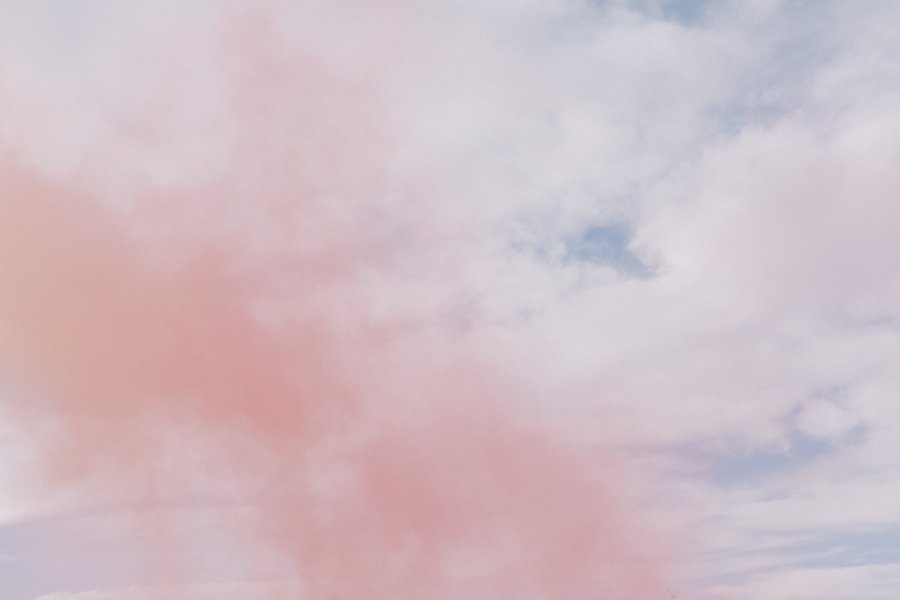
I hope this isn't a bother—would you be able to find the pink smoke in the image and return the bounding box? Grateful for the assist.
[0,4,680,598]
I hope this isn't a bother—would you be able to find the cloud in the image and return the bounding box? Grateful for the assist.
[707,563,900,600]
[32,582,301,600]
[1,0,899,598]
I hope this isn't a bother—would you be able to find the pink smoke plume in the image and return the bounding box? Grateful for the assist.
[0,3,680,598]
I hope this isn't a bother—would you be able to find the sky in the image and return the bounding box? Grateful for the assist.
[1,0,899,598]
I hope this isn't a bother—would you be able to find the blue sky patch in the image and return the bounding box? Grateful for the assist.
[564,223,653,277]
